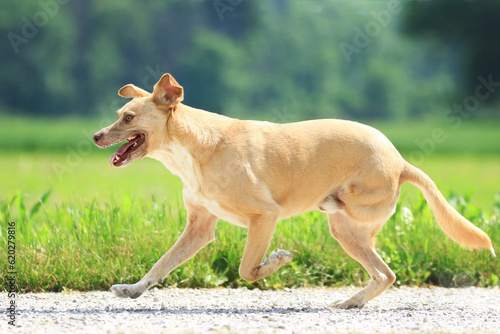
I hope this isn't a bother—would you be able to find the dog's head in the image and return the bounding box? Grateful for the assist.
[93,73,183,167]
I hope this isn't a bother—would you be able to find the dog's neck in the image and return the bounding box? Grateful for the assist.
[148,104,232,191]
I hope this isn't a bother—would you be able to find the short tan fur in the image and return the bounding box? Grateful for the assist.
[93,73,494,308]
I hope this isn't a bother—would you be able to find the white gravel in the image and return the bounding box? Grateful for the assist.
[2,286,499,333]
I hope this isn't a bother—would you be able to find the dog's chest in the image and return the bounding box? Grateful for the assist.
[149,142,201,191]
[149,144,247,225]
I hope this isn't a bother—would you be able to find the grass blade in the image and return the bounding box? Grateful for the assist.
[29,190,52,219]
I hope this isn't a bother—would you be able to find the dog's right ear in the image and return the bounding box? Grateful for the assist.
[152,74,184,106]
[118,84,151,98]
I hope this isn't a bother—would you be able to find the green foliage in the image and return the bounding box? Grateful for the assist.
[404,0,500,106]
[2,1,488,120]
[1,189,498,292]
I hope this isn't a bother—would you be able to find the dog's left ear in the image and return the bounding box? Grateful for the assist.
[152,73,184,106]
[118,84,151,98]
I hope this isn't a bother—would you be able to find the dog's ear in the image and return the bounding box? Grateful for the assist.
[152,73,184,106]
[118,84,151,98]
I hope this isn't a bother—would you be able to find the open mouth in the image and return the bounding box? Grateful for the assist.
[109,134,145,167]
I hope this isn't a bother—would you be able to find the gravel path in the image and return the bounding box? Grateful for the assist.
[2,286,499,333]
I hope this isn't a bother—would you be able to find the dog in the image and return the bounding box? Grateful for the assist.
[93,73,495,309]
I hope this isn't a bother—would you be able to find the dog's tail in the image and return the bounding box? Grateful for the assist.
[400,162,495,256]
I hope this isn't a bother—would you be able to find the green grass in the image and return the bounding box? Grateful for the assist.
[0,152,184,207]
[2,152,499,211]
[1,190,498,292]
[0,116,499,292]
[1,115,499,208]
[2,114,500,155]
[398,155,500,209]
[371,120,500,156]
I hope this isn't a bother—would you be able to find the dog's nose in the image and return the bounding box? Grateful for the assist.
[93,132,103,144]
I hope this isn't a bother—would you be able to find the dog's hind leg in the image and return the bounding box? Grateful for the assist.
[238,211,293,282]
[328,212,395,309]
[111,200,218,299]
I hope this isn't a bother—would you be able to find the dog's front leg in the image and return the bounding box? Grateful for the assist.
[111,201,218,299]
[238,213,293,282]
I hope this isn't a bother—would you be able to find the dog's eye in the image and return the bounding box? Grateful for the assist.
[125,115,134,123]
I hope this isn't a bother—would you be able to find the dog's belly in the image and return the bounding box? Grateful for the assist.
[205,203,249,228]
[278,194,343,219]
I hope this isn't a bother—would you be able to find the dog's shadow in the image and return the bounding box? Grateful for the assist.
[20,304,420,316]
[19,306,330,316]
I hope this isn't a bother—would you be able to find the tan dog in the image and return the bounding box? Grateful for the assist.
[93,73,495,309]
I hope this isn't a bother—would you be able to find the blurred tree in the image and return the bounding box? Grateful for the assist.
[404,0,500,109]
[0,0,465,120]
[0,1,78,115]
[68,0,95,113]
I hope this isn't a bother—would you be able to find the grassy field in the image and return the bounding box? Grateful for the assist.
[1,115,499,292]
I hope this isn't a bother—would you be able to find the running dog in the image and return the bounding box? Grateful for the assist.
[93,73,495,308]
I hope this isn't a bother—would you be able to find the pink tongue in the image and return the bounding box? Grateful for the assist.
[109,139,137,166]
[109,152,118,166]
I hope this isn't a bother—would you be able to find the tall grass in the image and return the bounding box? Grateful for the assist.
[1,190,498,292]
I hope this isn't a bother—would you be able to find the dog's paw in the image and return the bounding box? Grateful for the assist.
[264,249,293,268]
[333,296,366,309]
[110,283,145,299]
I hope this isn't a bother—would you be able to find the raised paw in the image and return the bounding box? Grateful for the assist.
[110,283,146,299]
[263,249,293,267]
